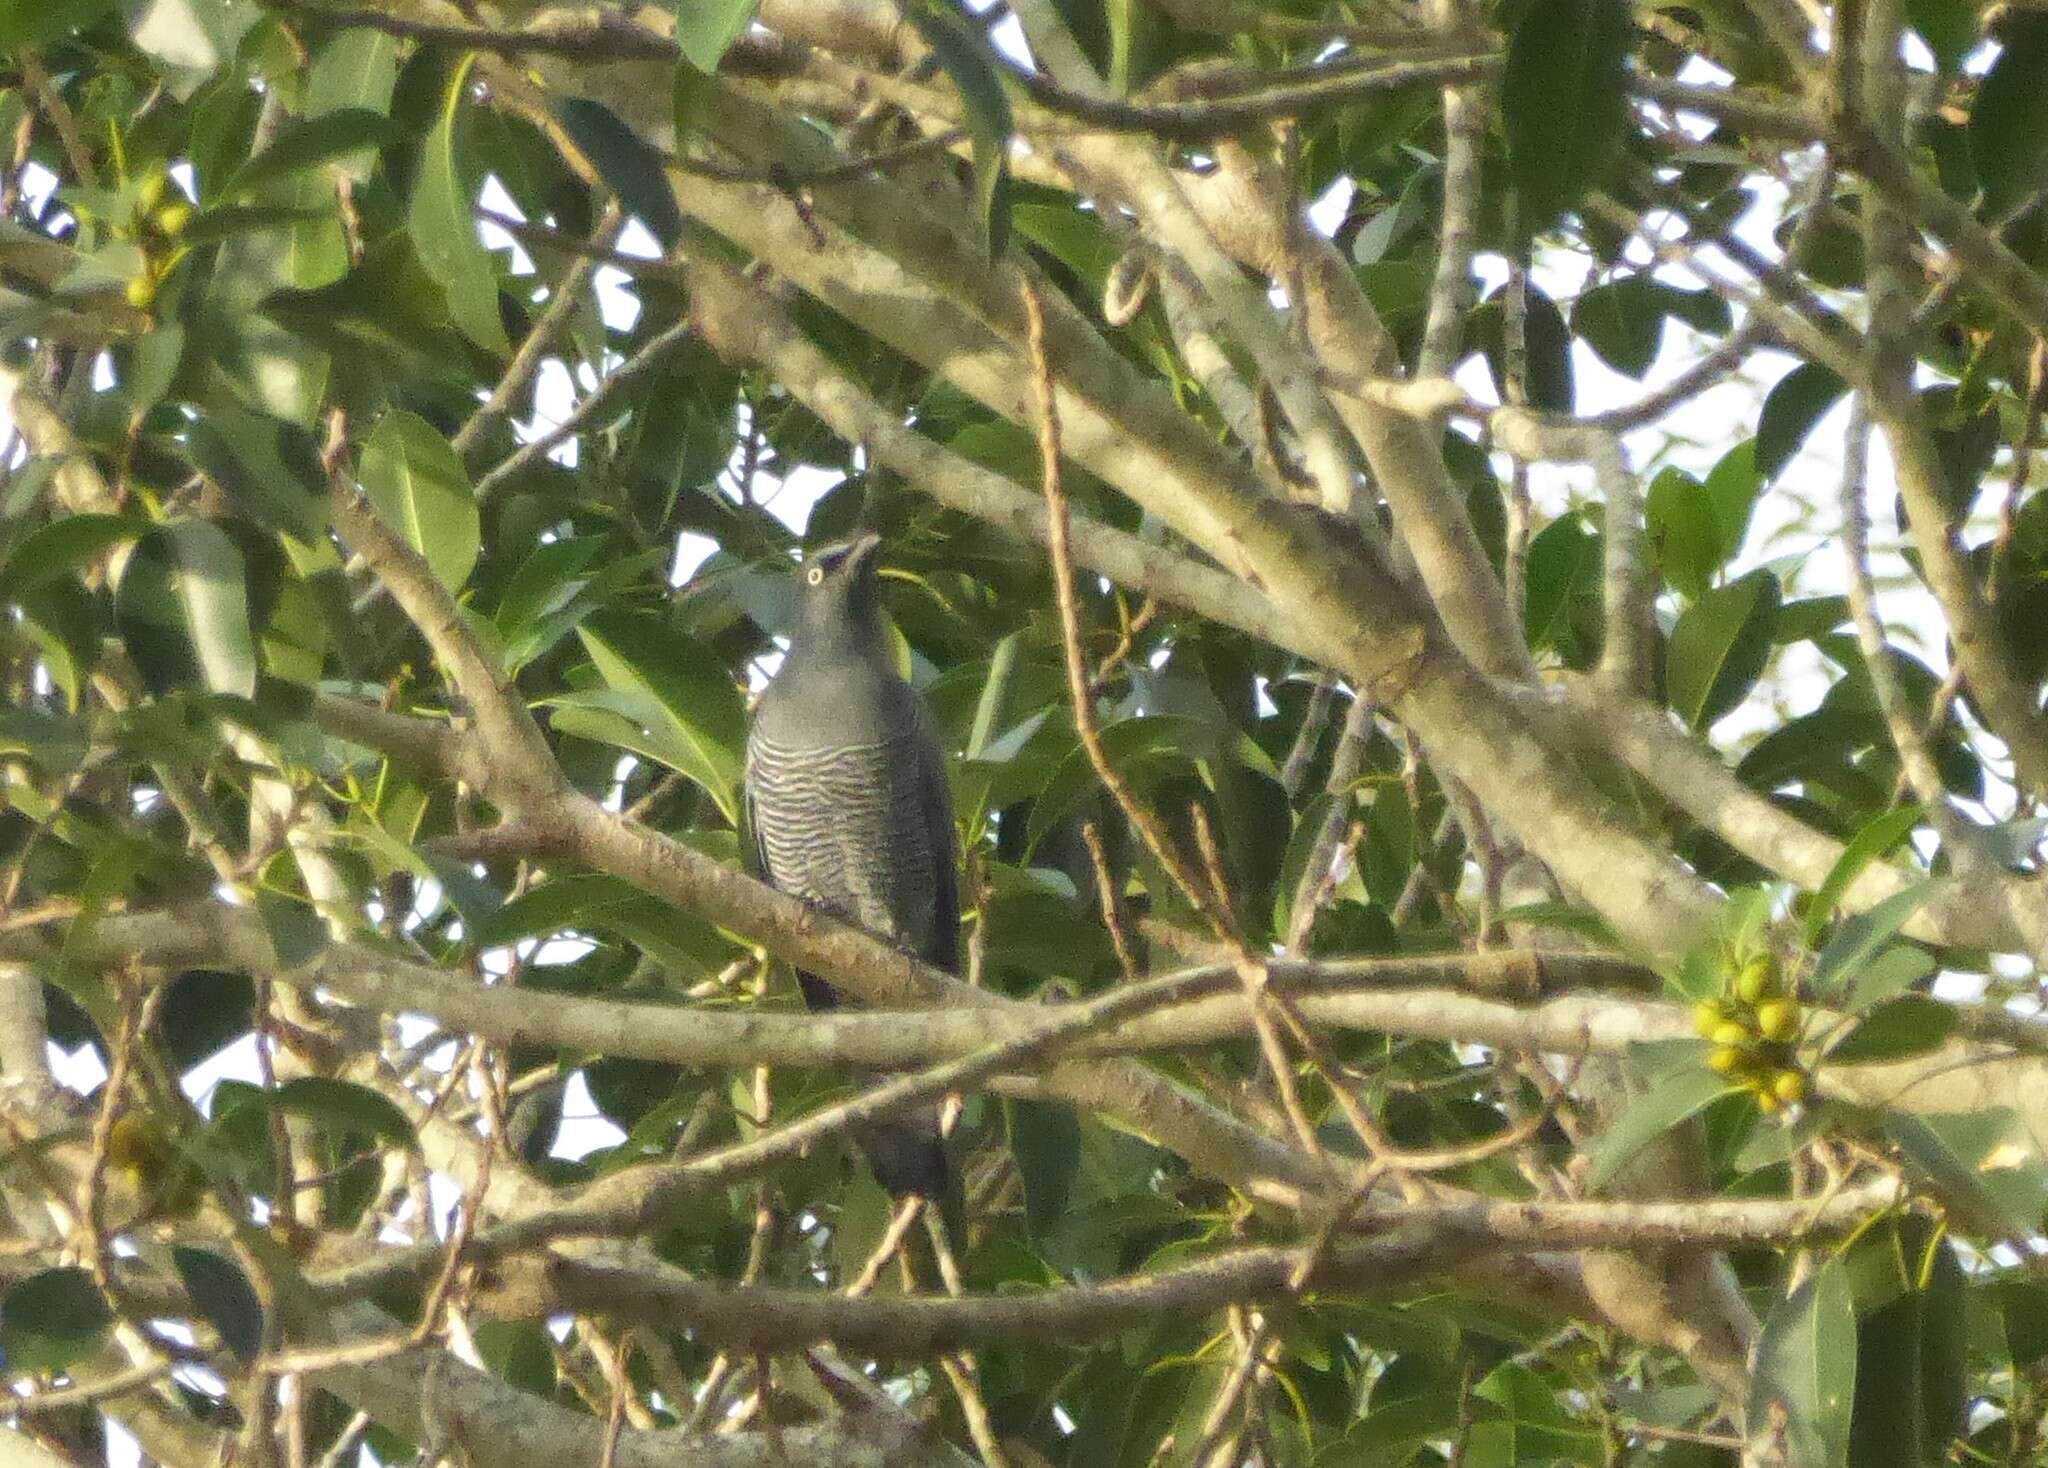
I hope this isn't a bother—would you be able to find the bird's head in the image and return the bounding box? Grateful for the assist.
[791,532,885,653]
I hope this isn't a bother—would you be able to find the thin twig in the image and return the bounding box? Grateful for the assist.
[452,204,622,457]
[1081,820,1140,982]
[472,315,700,500]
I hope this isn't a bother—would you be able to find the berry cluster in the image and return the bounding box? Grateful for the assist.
[118,169,193,311]
[1694,953,1809,1113]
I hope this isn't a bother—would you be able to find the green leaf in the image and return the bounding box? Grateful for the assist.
[358,408,481,592]
[1850,1221,1966,1466]
[1804,807,1924,949]
[1749,1258,1856,1468]
[573,612,746,822]
[0,513,143,602]
[0,1267,113,1373]
[1844,945,1936,1013]
[1666,569,1780,729]
[0,0,114,47]
[552,97,683,250]
[1970,17,2048,208]
[185,408,330,544]
[266,1076,417,1151]
[1757,362,1847,480]
[1025,714,1222,854]
[1828,995,1957,1064]
[220,108,397,198]
[909,6,1014,260]
[1572,274,1666,379]
[1703,439,1766,569]
[1645,467,1721,600]
[967,631,1023,760]
[673,0,760,72]
[157,968,256,1072]
[122,0,262,87]
[1005,1097,1081,1254]
[1882,1108,2043,1239]
[1475,282,1575,413]
[1586,1067,1735,1192]
[258,852,327,968]
[409,60,509,355]
[114,520,259,699]
[171,1245,265,1361]
[1501,0,1632,234]
[473,872,648,947]
[1808,881,1941,1001]
[0,707,89,771]
[1905,0,1977,71]
[307,30,401,180]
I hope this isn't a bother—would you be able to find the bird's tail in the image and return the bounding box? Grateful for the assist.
[799,971,968,1249]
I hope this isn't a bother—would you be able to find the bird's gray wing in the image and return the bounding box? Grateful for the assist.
[740,734,771,883]
[914,708,961,975]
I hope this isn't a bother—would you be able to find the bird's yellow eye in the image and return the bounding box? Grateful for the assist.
[805,566,825,587]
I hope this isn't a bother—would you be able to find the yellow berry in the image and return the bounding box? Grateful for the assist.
[1711,1021,1750,1048]
[1754,1088,1783,1114]
[137,170,168,214]
[1709,1046,1746,1075]
[152,201,193,238]
[1736,956,1778,1003]
[124,272,157,310]
[1772,1070,1808,1105]
[1756,1000,1801,1042]
[1693,1001,1726,1037]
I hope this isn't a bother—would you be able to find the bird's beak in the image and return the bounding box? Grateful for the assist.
[845,532,883,572]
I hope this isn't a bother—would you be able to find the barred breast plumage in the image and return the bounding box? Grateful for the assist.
[743,730,945,963]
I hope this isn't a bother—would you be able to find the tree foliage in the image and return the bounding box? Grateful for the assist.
[2,1,2048,1465]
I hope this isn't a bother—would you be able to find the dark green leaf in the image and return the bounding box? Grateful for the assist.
[1,1268,112,1372]
[156,968,256,1071]
[358,408,481,592]
[1757,362,1848,479]
[1703,439,1765,569]
[113,520,259,699]
[1828,995,1957,1064]
[1666,569,1780,729]
[1501,0,1632,233]
[258,852,327,968]
[473,872,648,947]
[1844,946,1936,1012]
[267,1077,418,1151]
[1573,274,1666,378]
[552,97,683,250]
[1005,1097,1081,1254]
[1749,1258,1856,1468]
[171,1246,264,1361]
[1475,282,1575,413]
[1906,0,1978,70]
[1969,17,2048,207]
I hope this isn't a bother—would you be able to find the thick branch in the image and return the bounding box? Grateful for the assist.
[532,1182,1902,1354]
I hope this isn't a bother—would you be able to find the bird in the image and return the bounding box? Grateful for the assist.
[743,532,960,1207]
